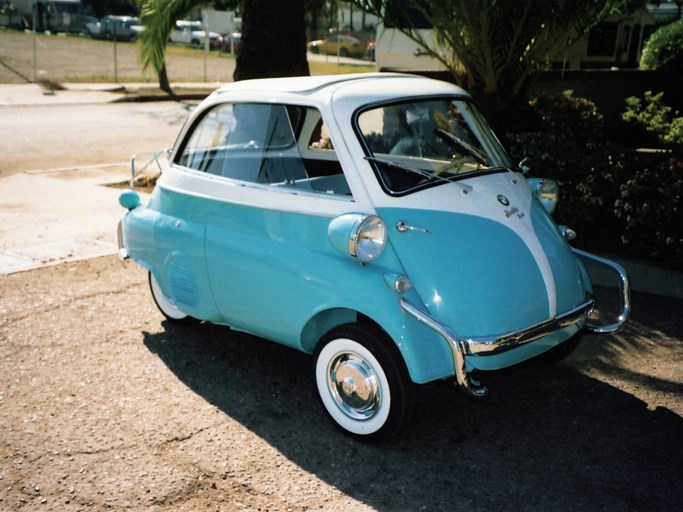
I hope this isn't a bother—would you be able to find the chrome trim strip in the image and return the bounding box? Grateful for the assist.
[399,298,488,398]
[463,299,594,355]
[572,248,631,334]
[116,220,128,260]
[130,148,170,189]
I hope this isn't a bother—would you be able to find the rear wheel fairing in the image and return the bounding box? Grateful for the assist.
[128,185,218,321]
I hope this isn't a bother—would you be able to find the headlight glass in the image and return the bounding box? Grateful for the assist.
[351,215,387,263]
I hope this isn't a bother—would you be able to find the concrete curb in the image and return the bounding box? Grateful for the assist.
[589,252,683,300]
[0,82,217,106]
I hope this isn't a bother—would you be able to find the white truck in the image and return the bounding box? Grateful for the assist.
[169,20,223,49]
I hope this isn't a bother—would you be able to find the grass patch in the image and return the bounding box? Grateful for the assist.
[310,60,375,75]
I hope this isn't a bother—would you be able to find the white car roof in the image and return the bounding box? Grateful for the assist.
[209,73,471,111]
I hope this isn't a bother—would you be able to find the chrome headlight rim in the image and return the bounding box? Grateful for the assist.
[349,215,387,263]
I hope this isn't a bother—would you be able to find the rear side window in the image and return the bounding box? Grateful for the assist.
[176,103,351,196]
[176,103,303,182]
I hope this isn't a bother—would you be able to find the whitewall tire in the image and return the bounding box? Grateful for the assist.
[148,272,196,324]
[314,323,416,442]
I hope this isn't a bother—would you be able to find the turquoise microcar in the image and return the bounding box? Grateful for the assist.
[118,73,630,441]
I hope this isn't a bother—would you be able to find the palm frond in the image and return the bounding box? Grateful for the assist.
[139,0,198,73]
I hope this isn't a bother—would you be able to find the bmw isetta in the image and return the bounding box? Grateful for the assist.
[117,73,631,441]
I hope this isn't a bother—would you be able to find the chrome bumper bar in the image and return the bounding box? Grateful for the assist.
[400,299,594,399]
[130,148,170,189]
[399,250,631,399]
[572,248,631,334]
[116,220,128,260]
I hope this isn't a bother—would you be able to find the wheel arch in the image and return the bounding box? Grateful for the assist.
[300,304,454,385]
[300,307,359,354]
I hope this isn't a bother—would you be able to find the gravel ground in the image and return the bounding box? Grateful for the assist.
[0,255,682,511]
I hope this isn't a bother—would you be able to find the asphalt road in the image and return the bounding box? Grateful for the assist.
[0,101,192,178]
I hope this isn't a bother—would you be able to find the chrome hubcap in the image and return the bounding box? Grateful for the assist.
[328,352,381,420]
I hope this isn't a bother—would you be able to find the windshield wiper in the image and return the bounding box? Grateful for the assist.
[434,128,489,166]
[365,156,473,192]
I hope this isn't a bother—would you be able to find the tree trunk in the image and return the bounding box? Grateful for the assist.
[158,64,174,96]
[234,0,310,81]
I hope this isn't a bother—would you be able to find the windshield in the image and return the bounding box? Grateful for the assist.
[356,98,512,195]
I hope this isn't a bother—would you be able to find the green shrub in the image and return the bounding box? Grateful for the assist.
[614,156,683,265]
[623,91,683,148]
[505,90,683,269]
[640,20,683,75]
[527,89,606,146]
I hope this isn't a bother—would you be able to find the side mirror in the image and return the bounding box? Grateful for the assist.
[119,189,141,210]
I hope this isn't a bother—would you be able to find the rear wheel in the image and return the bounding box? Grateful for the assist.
[314,323,416,442]
[148,272,197,324]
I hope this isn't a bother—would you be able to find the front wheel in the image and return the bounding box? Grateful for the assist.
[148,272,197,324]
[314,323,416,442]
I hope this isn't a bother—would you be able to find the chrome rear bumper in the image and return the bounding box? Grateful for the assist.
[400,249,631,399]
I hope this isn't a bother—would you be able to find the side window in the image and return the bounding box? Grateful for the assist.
[176,103,351,196]
[308,119,334,150]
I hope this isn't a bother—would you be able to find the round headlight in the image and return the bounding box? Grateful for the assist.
[350,215,387,263]
[528,178,559,214]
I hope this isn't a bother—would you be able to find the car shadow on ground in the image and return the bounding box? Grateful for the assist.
[142,291,683,511]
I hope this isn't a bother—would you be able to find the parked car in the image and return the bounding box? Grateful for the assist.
[222,30,241,54]
[307,34,364,57]
[101,15,143,42]
[85,16,103,39]
[170,20,223,49]
[117,74,630,442]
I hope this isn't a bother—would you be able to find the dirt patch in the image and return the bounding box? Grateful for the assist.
[106,173,159,193]
[0,256,681,511]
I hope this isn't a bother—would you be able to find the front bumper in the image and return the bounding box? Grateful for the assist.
[400,249,631,399]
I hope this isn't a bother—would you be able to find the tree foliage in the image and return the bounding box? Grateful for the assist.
[139,0,197,93]
[640,19,683,75]
[352,0,631,103]
[81,0,139,17]
[138,0,310,91]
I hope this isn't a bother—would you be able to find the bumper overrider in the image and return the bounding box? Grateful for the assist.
[400,249,631,399]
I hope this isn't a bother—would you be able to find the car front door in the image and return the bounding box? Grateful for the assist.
[174,102,360,347]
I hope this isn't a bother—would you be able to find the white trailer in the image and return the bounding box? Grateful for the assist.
[375,6,655,73]
[9,0,86,34]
